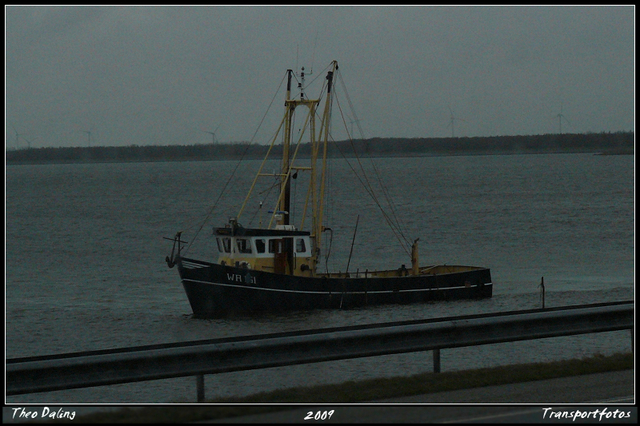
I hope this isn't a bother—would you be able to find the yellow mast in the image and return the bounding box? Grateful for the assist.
[279,69,294,227]
[314,61,337,260]
[234,61,338,276]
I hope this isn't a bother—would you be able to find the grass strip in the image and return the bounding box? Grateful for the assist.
[63,352,633,423]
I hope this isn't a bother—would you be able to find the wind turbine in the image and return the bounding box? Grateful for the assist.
[347,115,362,139]
[11,125,20,150]
[555,103,570,134]
[203,124,221,144]
[23,136,36,149]
[447,107,466,138]
[84,130,92,147]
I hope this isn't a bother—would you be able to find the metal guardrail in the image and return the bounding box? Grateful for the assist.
[6,301,634,401]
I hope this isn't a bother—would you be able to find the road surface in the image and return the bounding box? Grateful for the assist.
[209,370,635,423]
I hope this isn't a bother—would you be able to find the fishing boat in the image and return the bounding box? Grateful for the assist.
[165,60,492,318]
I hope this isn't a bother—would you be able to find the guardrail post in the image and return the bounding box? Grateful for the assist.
[196,374,205,402]
[6,301,633,397]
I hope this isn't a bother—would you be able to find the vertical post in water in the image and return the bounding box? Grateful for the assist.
[345,215,360,275]
[196,374,205,402]
[540,277,545,309]
[433,349,441,373]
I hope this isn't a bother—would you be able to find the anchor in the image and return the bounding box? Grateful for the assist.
[164,232,187,268]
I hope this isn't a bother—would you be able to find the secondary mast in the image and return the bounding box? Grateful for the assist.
[234,61,338,276]
[279,69,294,227]
[314,61,337,256]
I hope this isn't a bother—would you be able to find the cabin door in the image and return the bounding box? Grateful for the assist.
[272,239,287,274]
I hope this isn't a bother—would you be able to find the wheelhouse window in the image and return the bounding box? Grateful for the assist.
[295,238,306,253]
[255,238,266,253]
[217,237,231,253]
[236,238,252,254]
[268,239,283,254]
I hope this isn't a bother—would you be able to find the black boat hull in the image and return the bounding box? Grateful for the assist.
[177,257,492,318]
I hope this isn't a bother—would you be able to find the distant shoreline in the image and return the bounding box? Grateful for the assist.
[5,132,634,166]
[5,149,635,167]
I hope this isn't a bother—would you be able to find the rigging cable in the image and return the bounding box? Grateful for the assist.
[328,127,412,258]
[181,71,289,255]
[247,178,279,227]
[336,70,413,252]
[331,99,412,256]
[310,29,319,74]
[323,139,335,272]
[292,61,332,99]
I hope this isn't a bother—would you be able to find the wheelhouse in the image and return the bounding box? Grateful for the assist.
[214,219,315,276]
[215,234,312,258]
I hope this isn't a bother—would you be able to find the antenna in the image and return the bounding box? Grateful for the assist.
[297,66,311,100]
[310,29,319,74]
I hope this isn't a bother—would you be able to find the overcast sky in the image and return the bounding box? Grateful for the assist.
[5,5,635,149]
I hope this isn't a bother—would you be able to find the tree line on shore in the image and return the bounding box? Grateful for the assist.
[5,131,634,164]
